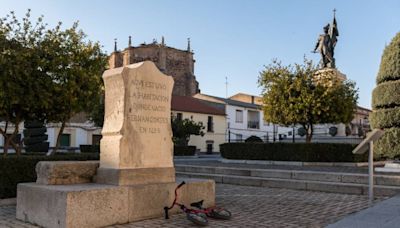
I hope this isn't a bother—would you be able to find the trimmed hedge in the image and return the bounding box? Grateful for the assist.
[174,146,196,156]
[0,153,99,199]
[372,81,400,109]
[372,32,400,159]
[375,128,400,159]
[220,143,369,162]
[80,145,100,153]
[370,107,400,129]
[376,32,400,84]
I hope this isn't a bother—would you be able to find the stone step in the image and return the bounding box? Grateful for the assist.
[175,165,400,187]
[176,171,400,196]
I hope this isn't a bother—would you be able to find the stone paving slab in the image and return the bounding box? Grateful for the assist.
[327,194,400,228]
[175,160,386,174]
[0,184,385,228]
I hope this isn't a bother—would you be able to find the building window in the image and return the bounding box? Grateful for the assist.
[92,134,102,145]
[207,116,214,132]
[177,113,183,121]
[60,134,71,147]
[235,110,243,123]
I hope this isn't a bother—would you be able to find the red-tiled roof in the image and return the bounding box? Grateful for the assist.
[171,96,225,116]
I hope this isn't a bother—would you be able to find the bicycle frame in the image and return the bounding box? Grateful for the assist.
[164,181,231,223]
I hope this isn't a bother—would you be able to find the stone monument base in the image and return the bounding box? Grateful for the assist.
[96,167,176,185]
[17,178,215,228]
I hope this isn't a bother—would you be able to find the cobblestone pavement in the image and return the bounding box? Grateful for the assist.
[0,184,385,228]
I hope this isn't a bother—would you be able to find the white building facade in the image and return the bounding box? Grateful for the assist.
[194,93,293,142]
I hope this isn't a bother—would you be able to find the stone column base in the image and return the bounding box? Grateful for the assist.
[95,167,176,185]
[16,178,215,228]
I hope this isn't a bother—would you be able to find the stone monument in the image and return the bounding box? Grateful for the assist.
[16,61,215,228]
[96,61,175,185]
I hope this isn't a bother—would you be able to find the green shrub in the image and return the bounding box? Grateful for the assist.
[372,81,400,109]
[376,33,400,84]
[220,143,370,162]
[80,145,100,153]
[374,128,400,159]
[245,135,263,143]
[372,32,400,159]
[298,128,306,137]
[345,125,352,136]
[174,146,196,156]
[329,126,338,137]
[370,107,400,129]
[0,153,99,199]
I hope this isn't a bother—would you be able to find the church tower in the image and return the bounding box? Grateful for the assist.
[108,36,200,97]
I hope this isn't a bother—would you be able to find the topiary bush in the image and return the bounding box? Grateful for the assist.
[345,125,352,136]
[245,135,263,143]
[370,32,400,159]
[329,126,338,137]
[24,120,49,153]
[298,127,306,137]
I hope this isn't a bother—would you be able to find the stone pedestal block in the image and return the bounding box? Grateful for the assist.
[36,161,99,185]
[17,183,129,228]
[96,167,175,185]
[16,179,215,228]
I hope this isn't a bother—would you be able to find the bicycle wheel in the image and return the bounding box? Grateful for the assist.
[208,208,232,220]
[186,212,209,226]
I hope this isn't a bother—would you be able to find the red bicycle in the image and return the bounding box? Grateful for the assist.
[164,181,232,226]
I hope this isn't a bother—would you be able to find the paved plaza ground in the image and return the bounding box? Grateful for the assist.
[0,184,384,228]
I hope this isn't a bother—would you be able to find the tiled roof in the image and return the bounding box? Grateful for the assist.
[197,94,261,109]
[171,96,225,116]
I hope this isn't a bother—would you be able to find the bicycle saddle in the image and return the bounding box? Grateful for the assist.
[190,200,204,209]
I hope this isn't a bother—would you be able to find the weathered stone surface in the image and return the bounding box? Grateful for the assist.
[109,42,200,97]
[128,179,215,222]
[96,167,175,185]
[292,171,342,182]
[16,179,214,228]
[16,183,129,228]
[101,61,174,169]
[35,161,99,185]
[98,61,176,185]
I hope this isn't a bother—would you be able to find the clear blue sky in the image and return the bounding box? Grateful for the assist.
[1,0,399,109]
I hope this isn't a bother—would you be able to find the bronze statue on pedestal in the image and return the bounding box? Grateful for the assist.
[313,9,339,68]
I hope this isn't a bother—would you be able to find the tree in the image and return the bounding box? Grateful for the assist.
[42,22,107,154]
[370,32,400,159]
[0,10,53,156]
[171,117,205,146]
[88,91,105,127]
[0,10,107,156]
[258,59,358,143]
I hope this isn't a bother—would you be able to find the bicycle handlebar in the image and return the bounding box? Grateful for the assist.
[164,181,186,219]
[177,181,186,188]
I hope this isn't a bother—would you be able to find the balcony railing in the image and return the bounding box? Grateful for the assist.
[247,121,260,129]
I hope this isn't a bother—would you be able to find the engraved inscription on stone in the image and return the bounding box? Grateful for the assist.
[126,78,170,136]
